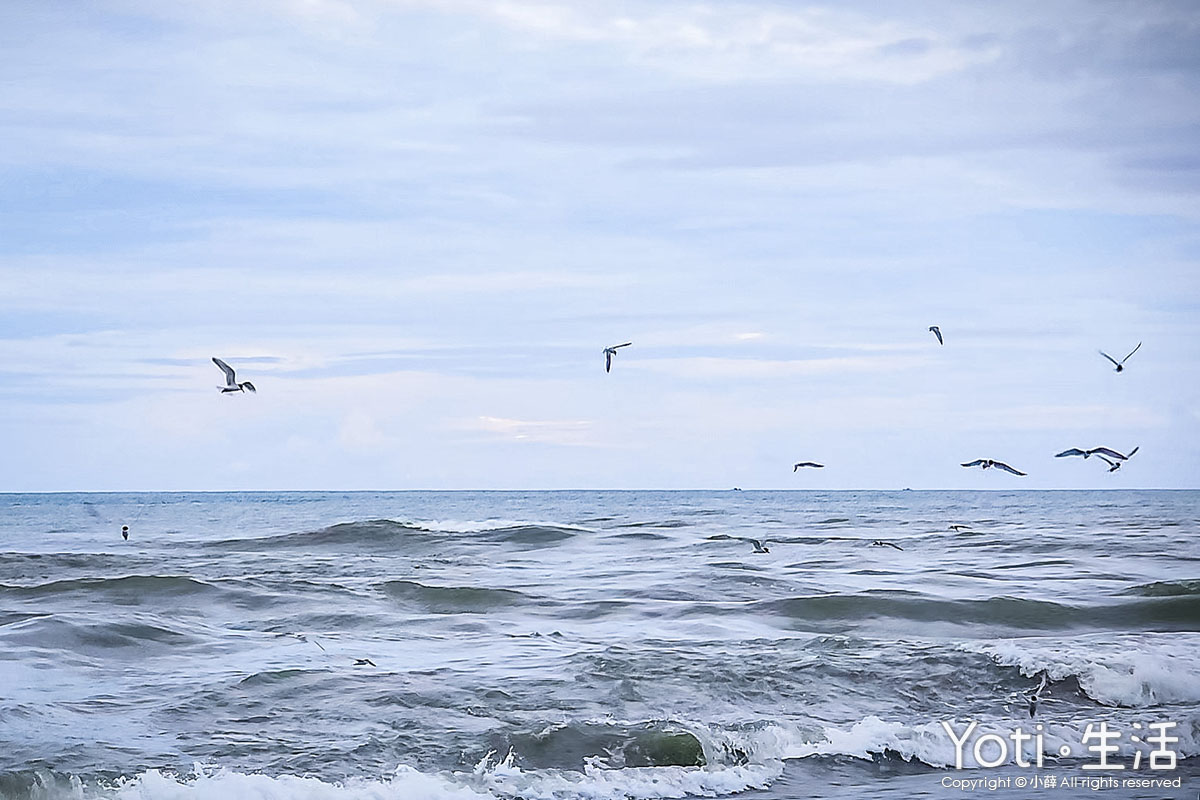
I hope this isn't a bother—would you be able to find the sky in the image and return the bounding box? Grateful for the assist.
[1,0,1198,490]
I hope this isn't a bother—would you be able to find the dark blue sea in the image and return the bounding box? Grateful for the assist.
[1,491,1197,799]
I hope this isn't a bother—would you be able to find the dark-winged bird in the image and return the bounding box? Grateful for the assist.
[961,459,1026,476]
[1099,342,1141,373]
[603,342,632,373]
[213,357,257,393]
[793,462,824,471]
[929,326,943,345]
[870,540,903,551]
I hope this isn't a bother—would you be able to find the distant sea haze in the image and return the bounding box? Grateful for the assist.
[1,490,1197,799]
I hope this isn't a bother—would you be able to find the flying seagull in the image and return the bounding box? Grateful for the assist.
[961,459,1026,476]
[929,326,943,345]
[1099,342,1141,373]
[949,524,971,532]
[353,658,376,667]
[1096,455,1124,473]
[748,538,770,553]
[870,540,903,551]
[603,342,632,373]
[705,534,770,553]
[1089,446,1138,461]
[213,357,256,393]
[793,462,824,471]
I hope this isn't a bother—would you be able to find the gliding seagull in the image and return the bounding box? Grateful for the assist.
[1089,446,1138,461]
[929,326,943,345]
[961,459,1026,476]
[1099,342,1141,373]
[793,462,824,471]
[870,540,904,551]
[213,358,256,393]
[603,342,632,373]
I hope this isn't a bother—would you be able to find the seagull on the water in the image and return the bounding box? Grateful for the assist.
[870,540,903,551]
[929,326,943,345]
[961,459,1026,476]
[603,342,632,373]
[213,357,256,393]
[353,658,376,667]
[793,462,824,471]
[1099,342,1141,372]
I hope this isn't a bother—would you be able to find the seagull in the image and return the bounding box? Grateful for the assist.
[1025,672,1049,717]
[929,326,943,345]
[961,459,1026,476]
[121,526,129,541]
[793,462,824,471]
[870,540,903,551]
[213,357,256,393]
[748,539,770,553]
[603,342,632,373]
[948,524,971,532]
[1099,342,1141,373]
[705,534,769,553]
[1088,446,1138,461]
[1096,455,1124,473]
[353,658,376,667]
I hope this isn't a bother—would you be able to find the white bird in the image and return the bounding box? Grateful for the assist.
[929,326,943,345]
[213,357,256,393]
[1025,672,1049,717]
[603,342,632,373]
[961,459,1026,476]
[1099,342,1141,372]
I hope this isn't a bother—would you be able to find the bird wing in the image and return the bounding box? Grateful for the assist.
[612,342,632,349]
[1096,455,1117,467]
[1121,342,1142,363]
[605,351,612,372]
[1098,350,1121,367]
[992,462,1026,476]
[1055,449,1086,458]
[241,381,256,393]
[213,357,237,386]
[1087,447,1124,460]
[885,541,903,550]
[961,460,985,467]
[1126,446,1138,458]
[929,327,943,345]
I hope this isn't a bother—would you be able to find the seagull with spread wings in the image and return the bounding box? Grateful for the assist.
[1099,342,1141,373]
[961,459,1026,476]
[793,462,824,471]
[603,342,632,373]
[213,357,257,393]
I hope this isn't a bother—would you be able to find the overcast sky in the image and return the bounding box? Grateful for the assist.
[2,0,1198,490]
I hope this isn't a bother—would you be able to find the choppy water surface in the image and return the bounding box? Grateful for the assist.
[1,491,1197,799]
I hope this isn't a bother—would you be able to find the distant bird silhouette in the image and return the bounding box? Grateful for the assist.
[1099,342,1141,372]
[353,658,376,667]
[948,524,970,532]
[603,342,632,373]
[213,357,256,393]
[962,459,1026,476]
[748,539,770,553]
[121,526,129,541]
[706,534,770,553]
[793,462,824,471]
[870,540,903,551]
[929,326,943,345]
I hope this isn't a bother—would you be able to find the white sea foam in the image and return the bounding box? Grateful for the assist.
[962,633,1200,707]
[398,519,584,533]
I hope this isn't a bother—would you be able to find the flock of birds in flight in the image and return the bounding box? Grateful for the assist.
[213,328,1144,482]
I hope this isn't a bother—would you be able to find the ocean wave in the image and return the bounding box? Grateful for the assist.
[377,580,531,613]
[1123,579,1200,597]
[964,633,1200,707]
[0,574,220,601]
[209,520,582,552]
[756,592,1200,630]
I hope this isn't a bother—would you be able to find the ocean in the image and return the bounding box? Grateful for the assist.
[0,490,1196,799]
